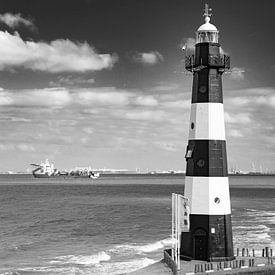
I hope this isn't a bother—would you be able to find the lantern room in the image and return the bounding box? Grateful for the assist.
[196,4,219,44]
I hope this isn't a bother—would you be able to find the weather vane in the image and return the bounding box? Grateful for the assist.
[203,3,212,21]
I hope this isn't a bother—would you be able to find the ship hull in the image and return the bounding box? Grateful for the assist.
[32,173,99,179]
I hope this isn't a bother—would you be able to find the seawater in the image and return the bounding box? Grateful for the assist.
[0,174,274,275]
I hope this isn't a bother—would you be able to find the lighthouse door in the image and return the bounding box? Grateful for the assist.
[194,229,208,260]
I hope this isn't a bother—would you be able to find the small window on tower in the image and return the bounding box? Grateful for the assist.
[185,145,194,159]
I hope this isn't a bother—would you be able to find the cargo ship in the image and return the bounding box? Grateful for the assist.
[30,159,100,179]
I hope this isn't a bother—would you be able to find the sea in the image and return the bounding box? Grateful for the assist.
[0,174,274,275]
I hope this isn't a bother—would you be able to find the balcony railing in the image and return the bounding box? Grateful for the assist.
[185,54,230,72]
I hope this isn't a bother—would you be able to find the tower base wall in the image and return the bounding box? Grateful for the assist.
[180,214,234,262]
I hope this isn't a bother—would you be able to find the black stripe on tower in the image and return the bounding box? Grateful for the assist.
[185,140,228,177]
[192,42,224,104]
[180,214,234,261]
[192,69,223,103]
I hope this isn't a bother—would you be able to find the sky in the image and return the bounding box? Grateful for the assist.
[0,0,274,172]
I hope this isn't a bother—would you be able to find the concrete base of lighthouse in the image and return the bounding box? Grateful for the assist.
[180,214,235,262]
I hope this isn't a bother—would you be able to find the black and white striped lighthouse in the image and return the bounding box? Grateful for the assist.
[180,4,234,262]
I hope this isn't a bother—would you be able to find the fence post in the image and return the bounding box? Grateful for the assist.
[266,247,269,258]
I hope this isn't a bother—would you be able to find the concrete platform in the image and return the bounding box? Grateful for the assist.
[127,259,173,275]
[127,256,275,275]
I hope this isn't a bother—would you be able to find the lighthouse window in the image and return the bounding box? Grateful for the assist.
[214,197,221,204]
[199,86,207,93]
[191,122,195,129]
[185,146,194,159]
[185,149,193,159]
[197,159,205,167]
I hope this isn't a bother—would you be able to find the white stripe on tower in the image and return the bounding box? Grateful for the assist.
[184,176,231,215]
[189,103,225,140]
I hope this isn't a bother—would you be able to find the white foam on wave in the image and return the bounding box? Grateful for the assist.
[50,251,111,265]
[94,257,156,275]
[19,257,156,275]
[234,224,270,233]
[111,237,172,254]
[233,209,275,252]
[246,209,275,224]
[16,265,87,275]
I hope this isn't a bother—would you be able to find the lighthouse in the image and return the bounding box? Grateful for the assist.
[181,4,234,261]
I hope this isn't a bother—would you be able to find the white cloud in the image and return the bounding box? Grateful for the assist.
[51,75,95,86]
[224,112,251,124]
[254,95,275,108]
[227,129,243,138]
[123,110,166,121]
[149,83,179,92]
[0,143,35,151]
[132,51,164,65]
[181,38,195,54]
[155,142,177,151]
[0,31,118,72]
[17,143,35,152]
[229,67,245,80]
[0,13,35,30]
[135,95,158,106]
[227,93,275,108]
[76,88,130,106]
[83,127,94,134]
[0,88,71,107]
[161,100,190,109]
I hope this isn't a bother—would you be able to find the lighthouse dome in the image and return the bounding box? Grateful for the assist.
[196,16,219,43]
[197,19,218,32]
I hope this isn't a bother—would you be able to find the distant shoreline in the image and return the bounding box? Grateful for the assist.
[0,172,275,177]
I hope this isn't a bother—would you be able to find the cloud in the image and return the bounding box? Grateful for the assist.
[17,143,35,152]
[76,88,130,106]
[83,127,94,134]
[149,83,179,92]
[0,31,118,72]
[181,38,195,54]
[227,129,243,138]
[0,143,35,152]
[0,13,35,30]
[132,51,164,65]
[50,75,95,86]
[0,87,132,108]
[155,142,177,151]
[0,88,71,107]
[135,95,158,106]
[224,112,251,124]
[161,100,190,109]
[227,93,275,108]
[229,67,245,80]
[122,110,166,121]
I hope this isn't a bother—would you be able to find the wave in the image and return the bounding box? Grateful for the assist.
[233,224,270,233]
[233,220,274,253]
[50,251,111,265]
[11,257,156,275]
[91,257,156,275]
[46,218,74,225]
[111,237,172,254]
